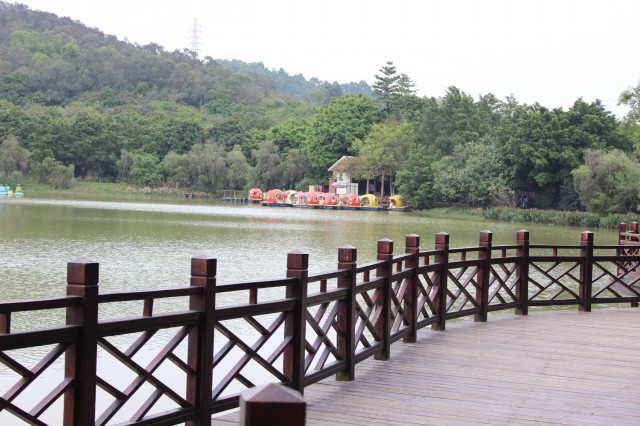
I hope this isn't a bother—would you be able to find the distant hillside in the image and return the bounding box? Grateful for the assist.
[0,2,370,108]
[218,59,372,103]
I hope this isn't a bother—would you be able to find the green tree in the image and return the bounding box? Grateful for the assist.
[395,145,437,209]
[0,100,27,142]
[414,87,484,156]
[373,61,400,113]
[131,153,163,187]
[618,81,640,155]
[0,72,30,105]
[302,94,384,177]
[0,136,30,181]
[572,149,640,214]
[353,118,417,196]
[432,141,513,205]
[250,140,283,189]
[499,100,627,208]
[117,149,135,183]
[35,157,74,189]
[225,145,250,190]
[162,151,191,188]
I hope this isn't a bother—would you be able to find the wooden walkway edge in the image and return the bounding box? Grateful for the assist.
[213,308,640,425]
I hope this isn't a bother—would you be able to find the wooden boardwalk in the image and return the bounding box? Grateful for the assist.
[213,308,640,425]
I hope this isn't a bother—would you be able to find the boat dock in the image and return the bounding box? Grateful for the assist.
[221,189,247,202]
[213,308,640,425]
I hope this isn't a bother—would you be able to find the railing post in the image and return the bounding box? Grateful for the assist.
[432,233,449,331]
[187,255,216,426]
[618,222,627,245]
[375,239,393,361]
[475,231,492,322]
[515,230,529,316]
[336,246,357,381]
[404,234,420,343]
[285,252,308,394]
[579,231,594,312]
[240,383,305,426]
[64,258,99,426]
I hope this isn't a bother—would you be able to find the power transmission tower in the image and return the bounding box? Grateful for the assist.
[190,18,201,57]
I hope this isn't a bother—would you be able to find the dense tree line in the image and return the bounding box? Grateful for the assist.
[1,2,639,215]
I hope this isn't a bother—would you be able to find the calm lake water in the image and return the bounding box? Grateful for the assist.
[0,195,621,423]
[1,194,619,303]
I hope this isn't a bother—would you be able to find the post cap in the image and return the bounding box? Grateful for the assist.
[287,252,309,270]
[338,246,357,263]
[405,234,420,248]
[67,257,99,286]
[240,383,306,426]
[191,255,217,277]
[377,238,394,255]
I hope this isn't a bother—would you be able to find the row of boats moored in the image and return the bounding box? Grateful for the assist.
[0,185,24,198]
[248,188,410,211]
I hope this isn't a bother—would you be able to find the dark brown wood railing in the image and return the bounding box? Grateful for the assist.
[1,225,640,425]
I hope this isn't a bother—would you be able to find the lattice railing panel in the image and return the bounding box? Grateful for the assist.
[592,259,640,300]
[95,326,193,425]
[487,261,519,306]
[0,343,70,425]
[446,264,481,314]
[304,299,344,374]
[389,266,410,337]
[354,283,383,355]
[415,267,439,323]
[212,312,291,402]
[528,260,581,302]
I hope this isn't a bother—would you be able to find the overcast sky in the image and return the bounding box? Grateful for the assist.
[14,0,640,117]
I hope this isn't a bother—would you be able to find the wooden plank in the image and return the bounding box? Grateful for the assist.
[212,308,640,425]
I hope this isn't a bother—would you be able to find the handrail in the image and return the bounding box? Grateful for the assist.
[1,226,640,425]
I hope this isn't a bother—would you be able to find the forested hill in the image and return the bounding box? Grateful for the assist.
[0,1,364,107]
[2,2,639,217]
[218,59,372,100]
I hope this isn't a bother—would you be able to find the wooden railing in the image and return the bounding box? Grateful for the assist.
[1,226,640,425]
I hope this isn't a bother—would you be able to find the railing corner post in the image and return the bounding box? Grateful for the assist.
[515,230,530,316]
[375,238,393,361]
[404,234,420,343]
[433,232,449,331]
[579,231,594,312]
[187,254,217,426]
[336,246,357,381]
[286,252,309,394]
[64,257,99,426]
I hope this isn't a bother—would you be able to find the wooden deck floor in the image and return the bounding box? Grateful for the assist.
[212,308,640,425]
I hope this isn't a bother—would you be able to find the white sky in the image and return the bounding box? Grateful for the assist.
[13,0,640,117]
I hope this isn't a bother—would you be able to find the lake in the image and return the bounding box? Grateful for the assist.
[0,195,621,423]
[0,195,618,304]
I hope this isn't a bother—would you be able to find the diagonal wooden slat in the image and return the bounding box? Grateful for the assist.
[30,378,73,418]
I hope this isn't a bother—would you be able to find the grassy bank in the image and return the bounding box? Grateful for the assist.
[22,179,214,199]
[427,206,639,229]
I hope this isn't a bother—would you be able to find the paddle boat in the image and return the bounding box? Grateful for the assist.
[359,194,383,211]
[262,189,290,207]
[321,192,342,209]
[293,191,322,208]
[0,185,6,197]
[285,190,298,206]
[341,193,362,210]
[248,188,263,203]
[388,194,410,211]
